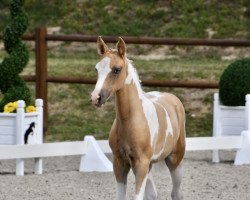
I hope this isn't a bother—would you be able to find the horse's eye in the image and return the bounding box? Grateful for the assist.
[112,67,121,74]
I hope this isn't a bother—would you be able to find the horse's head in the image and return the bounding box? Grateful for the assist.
[91,36,128,107]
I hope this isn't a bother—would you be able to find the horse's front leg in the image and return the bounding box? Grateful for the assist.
[113,156,130,200]
[133,158,150,200]
[143,170,157,200]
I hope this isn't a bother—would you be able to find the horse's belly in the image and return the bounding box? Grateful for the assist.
[151,133,175,162]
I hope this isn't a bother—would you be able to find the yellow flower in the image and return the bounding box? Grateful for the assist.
[4,102,16,113]
[3,101,36,113]
[26,105,36,113]
[13,101,18,109]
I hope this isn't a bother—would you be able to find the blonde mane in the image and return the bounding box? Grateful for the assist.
[125,59,144,99]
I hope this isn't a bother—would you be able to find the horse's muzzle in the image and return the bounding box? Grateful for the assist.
[91,89,110,107]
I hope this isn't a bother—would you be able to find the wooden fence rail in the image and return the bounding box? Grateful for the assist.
[2,33,250,46]
[1,26,250,133]
[22,76,218,88]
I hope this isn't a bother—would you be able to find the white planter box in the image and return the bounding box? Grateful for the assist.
[212,93,250,163]
[0,99,43,175]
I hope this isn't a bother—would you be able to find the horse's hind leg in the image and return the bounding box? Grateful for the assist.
[165,138,185,200]
[166,161,183,200]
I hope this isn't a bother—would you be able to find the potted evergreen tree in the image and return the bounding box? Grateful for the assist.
[0,0,43,175]
[212,58,250,163]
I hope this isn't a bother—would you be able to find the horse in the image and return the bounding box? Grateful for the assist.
[91,36,186,200]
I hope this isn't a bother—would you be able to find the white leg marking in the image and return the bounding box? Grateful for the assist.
[143,171,157,200]
[135,175,148,200]
[170,163,183,200]
[116,182,126,200]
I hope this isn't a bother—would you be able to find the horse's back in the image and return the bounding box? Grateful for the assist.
[145,91,185,118]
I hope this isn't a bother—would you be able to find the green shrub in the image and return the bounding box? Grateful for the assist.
[219,58,250,106]
[0,0,31,111]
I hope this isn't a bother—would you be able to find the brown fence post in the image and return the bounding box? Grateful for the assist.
[35,27,48,133]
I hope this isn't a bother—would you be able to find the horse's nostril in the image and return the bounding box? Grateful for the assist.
[97,96,101,103]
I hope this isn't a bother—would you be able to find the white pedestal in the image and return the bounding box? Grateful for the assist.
[80,136,113,172]
[212,93,250,163]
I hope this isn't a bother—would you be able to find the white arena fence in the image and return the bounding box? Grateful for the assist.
[0,135,247,176]
[0,94,250,176]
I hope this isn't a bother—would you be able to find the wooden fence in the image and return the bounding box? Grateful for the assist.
[1,26,250,132]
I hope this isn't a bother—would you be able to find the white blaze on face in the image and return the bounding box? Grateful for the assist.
[91,57,111,102]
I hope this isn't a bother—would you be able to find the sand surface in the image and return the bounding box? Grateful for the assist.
[0,151,249,200]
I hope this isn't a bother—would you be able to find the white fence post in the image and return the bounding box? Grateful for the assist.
[246,95,250,131]
[34,99,43,174]
[16,100,25,176]
[212,93,221,163]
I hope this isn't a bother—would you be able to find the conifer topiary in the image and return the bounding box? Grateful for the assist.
[0,0,31,111]
[219,58,250,106]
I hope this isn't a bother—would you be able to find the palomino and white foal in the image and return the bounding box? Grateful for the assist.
[91,37,186,200]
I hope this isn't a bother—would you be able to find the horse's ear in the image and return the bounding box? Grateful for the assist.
[116,37,126,58]
[97,36,109,55]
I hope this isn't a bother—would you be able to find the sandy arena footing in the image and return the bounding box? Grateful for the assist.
[0,151,249,200]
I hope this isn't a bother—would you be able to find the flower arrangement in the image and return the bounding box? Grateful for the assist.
[4,101,36,113]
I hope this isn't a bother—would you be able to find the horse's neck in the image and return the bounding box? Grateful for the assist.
[115,83,141,121]
[115,63,143,121]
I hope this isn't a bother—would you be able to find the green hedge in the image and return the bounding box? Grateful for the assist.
[219,58,250,106]
[0,0,31,111]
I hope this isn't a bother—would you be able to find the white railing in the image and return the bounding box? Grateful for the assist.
[0,136,243,160]
[1,96,249,176]
[0,136,245,176]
